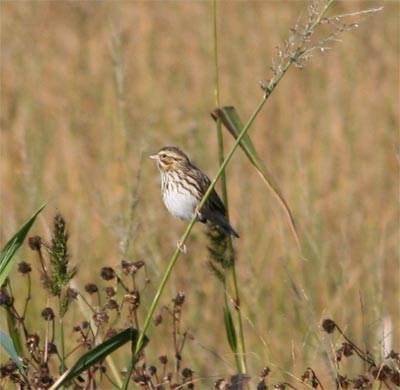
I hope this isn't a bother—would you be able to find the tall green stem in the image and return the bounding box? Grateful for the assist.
[212,0,227,199]
[59,300,66,375]
[212,0,246,374]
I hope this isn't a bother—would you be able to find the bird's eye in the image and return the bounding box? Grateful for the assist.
[160,153,167,159]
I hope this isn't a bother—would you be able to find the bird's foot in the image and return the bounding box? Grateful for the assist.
[195,206,207,223]
[177,240,187,254]
[195,206,201,217]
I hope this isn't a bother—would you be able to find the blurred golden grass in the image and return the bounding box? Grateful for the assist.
[1,0,399,385]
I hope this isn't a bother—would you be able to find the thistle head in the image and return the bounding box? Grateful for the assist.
[149,146,190,172]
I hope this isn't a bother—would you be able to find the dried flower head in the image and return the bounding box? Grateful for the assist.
[159,355,168,365]
[47,342,58,355]
[106,299,119,310]
[105,286,116,297]
[41,307,55,321]
[173,291,185,306]
[33,372,54,389]
[182,368,193,378]
[28,236,42,251]
[93,311,109,327]
[132,370,149,386]
[352,375,371,389]
[214,379,231,390]
[336,374,350,389]
[18,261,32,274]
[27,334,40,353]
[260,366,270,379]
[257,380,267,390]
[154,313,162,326]
[121,259,133,274]
[73,321,89,332]
[124,290,140,306]
[0,289,12,307]
[322,318,336,333]
[100,267,115,281]
[148,366,157,376]
[342,342,354,357]
[66,287,78,300]
[85,283,98,294]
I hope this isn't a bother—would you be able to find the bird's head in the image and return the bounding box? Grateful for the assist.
[149,146,190,172]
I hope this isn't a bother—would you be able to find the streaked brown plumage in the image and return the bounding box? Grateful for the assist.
[150,146,239,238]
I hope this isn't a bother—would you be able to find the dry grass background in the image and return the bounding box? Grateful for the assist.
[1,0,399,386]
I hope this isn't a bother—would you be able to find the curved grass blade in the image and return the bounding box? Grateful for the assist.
[50,327,148,390]
[0,202,47,286]
[211,107,300,250]
[0,330,26,375]
[224,305,237,353]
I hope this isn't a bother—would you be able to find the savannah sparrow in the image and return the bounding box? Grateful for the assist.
[150,146,239,238]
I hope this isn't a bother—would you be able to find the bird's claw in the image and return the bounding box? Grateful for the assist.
[177,240,187,254]
[195,206,208,223]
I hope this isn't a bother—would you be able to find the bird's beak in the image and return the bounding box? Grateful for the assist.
[149,154,157,160]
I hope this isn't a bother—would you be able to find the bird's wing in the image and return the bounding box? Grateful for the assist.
[198,170,227,215]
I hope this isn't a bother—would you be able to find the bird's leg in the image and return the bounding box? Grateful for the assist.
[177,240,187,254]
[195,206,207,223]
[176,207,203,253]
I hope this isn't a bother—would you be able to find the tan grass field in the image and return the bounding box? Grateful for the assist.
[1,1,399,387]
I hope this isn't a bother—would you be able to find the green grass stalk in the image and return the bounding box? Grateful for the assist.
[212,0,247,374]
[59,301,66,375]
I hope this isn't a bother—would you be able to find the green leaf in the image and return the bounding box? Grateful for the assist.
[50,327,148,390]
[0,202,47,286]
[211,107,300,249]
[6,308,24,357]
[0,330,26,375]
[223,306,237,353]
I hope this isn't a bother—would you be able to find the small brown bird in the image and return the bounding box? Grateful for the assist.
[150,146,239,238]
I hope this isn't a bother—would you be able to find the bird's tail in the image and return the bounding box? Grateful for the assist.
[210,214,239,238]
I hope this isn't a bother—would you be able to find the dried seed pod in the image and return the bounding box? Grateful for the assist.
[322,318,336,333]
[41,307,55,321]
[100,267,115,281]
[106,299,119,310]
[105,287,116,297]
[28,236,42,251]
[182,367,193,378]
[85,283,98,294]
[66,287,78,300]
[148,366,157,376]
[18,261,32,274]
[173,291,185,306]
[47,342,58,355]
[159,355,168,365]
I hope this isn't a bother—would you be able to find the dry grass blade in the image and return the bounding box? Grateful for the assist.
[211,107,300,251]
